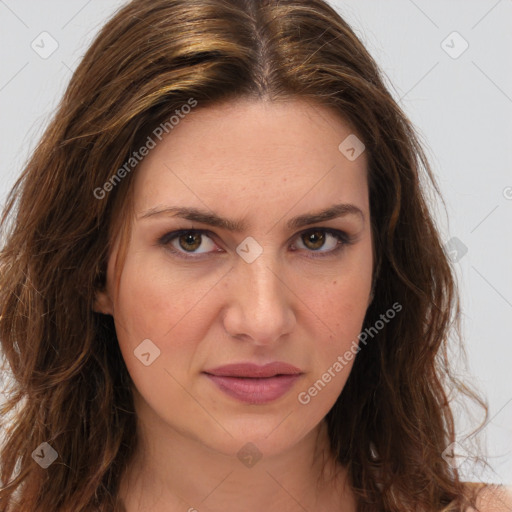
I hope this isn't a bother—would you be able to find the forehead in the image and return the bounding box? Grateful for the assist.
[132,98,369,217]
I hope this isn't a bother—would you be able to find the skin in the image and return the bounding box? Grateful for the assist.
[94,97,373,512]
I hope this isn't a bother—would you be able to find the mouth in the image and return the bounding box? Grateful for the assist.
[203,362,303,404]
[203,361,302,378]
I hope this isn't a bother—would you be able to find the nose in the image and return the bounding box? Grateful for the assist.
[221,253,296,346]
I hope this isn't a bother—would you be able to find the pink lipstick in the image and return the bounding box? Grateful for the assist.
[203,362,303,404]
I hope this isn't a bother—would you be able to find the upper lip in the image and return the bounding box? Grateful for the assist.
[203,362,302,378]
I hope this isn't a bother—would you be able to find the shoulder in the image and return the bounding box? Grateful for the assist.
[464,482,512,512]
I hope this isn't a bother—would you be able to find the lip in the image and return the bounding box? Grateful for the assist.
[204,362,302,378]
[203,362,303,404]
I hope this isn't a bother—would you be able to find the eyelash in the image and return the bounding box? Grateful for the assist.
[156,228,356,261]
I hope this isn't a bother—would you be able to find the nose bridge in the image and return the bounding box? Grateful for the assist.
[224,247,294,343]
[245,251,283,302]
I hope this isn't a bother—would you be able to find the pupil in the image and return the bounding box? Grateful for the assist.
[180,232,200,251]
[305,231,324,250]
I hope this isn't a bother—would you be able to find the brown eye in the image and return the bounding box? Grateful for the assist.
[291,228,355,259]
[158,227,354,261]
[178,232,202,252]
[158,229,219,259]
[295,229,345,254]
[301,230,326,250]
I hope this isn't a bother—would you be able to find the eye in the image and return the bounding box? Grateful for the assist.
[291,228,353,258]
[157,228,355,260]
[158,229,219,259]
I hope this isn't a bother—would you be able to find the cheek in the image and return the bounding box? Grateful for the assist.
[110,255,210,406]
[113,250,215,341]
[300,245,372,393]
[296,284,368,411]
[308,283,367,378]
[111,251,226,389]
[307,243,372,338]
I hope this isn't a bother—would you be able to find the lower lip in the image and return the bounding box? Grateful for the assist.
[204,374,302,404]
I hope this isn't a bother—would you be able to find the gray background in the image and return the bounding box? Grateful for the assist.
[0,0,510,485]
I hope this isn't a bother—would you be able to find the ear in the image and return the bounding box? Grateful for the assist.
[93,288,114,315]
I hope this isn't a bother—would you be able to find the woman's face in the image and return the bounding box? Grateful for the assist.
[95,97,373,458]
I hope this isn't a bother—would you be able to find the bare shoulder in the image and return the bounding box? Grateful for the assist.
[464,483,512,512]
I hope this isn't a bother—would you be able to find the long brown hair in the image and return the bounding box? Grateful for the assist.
[0,0,491,510]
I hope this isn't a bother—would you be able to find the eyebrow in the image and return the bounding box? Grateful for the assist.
[137,202,364,231]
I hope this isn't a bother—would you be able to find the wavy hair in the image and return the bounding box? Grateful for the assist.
[0,0,491,510]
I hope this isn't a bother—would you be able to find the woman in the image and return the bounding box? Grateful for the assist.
[0,0,509,510]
